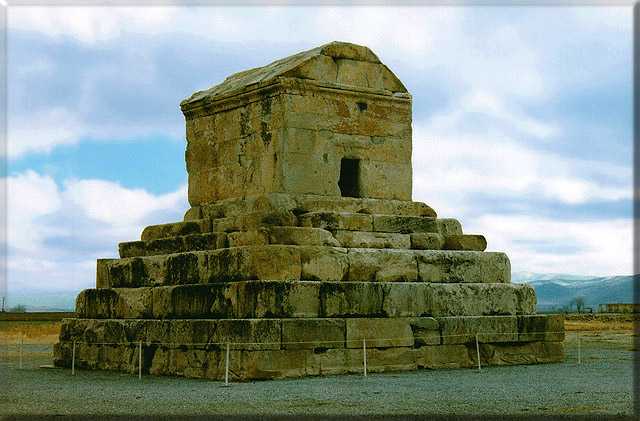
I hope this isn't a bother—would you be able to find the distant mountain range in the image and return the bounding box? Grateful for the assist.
[512,272,637,311]
[2,273,637,312]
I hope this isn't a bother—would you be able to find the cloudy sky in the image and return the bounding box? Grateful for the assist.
[2,5,635,298]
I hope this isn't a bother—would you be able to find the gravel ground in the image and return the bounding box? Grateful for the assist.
[0,332,635,416]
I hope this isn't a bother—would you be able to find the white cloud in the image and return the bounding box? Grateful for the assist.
[412,96,632,216]
[4,171,188,291]
[63,179,186,228]
[8,6,175,44]
[475,214,633,276]
[8,108,85,157]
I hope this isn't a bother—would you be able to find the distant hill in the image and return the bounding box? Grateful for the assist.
[3,289,78,312]
[512,272,637,311]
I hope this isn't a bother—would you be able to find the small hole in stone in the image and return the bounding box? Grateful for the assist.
[356,102,368,112]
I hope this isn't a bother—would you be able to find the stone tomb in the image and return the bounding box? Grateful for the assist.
[54,42,564,379]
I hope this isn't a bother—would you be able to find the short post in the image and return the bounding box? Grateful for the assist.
[577,331,581,365]
[71,341,76,376]
[362,339,367,377]
[223,343,230,386]
[475,334,481,372]
[138,340,142,380]
[19,334,23,369]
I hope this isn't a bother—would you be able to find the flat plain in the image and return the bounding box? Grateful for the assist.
[0,316,635,416]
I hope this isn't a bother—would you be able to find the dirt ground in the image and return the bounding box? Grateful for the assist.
[0,317,636,416]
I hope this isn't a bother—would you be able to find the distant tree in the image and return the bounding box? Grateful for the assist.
[571,296,585,313]
[9,304,26,313]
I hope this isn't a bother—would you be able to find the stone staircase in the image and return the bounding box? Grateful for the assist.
[54,193,563,380]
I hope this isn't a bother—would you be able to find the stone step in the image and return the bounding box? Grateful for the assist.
[54,339,563,380]
[53,314,563,379]
[443,235,487,252]
[57,315,563,349]
[119,227,340,258]
[298,212,462,235]
[187,192,437,221]
[141,219,211,242]
[119,232,228,258]
[75,281,536,319]
[121,229,485,259]
[97,246,511,288]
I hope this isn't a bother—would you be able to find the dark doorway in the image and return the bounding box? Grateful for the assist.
[338,158,361,197]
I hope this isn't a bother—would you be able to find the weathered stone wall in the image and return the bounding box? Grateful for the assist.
[185,82,411,205]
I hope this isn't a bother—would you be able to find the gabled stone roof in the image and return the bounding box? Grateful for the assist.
[181,41,408,109]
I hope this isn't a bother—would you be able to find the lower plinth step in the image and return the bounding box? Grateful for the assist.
[76,281,535,319]
[53,315,564,380]
[98,246,511,288]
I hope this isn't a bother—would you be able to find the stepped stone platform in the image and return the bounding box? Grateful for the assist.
[53,41,564,379]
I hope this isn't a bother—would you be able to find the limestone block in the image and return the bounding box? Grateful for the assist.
[144,320,173,344]
[267,226,339,247]
[227,230,270,247]
[436,219,464,236]
[336,58,384,90]
[204,246,302,283]
[427,283,520,317]
[347,249,417,282]
[238,349,309,380]
[518,314,564,342]
[292,194,436,217]
[365,348,417,372]
[169,319,214,345]
[183,232,228,252]
[514,283,537,314]
[299,246,349,281]
[118,241,146,259]
[437,316,518,344]
[213,211,298,232]
[306,348,356,376]
[76,289,118,318]
[480,341,564,365]
[96,258,115,288]
[381,283,431,317]
[345,318,413,348]
[358,160,412,201]
[415,344,474,369]
[282,319,345,349]
[183,206,202,221]
[120,233,227,258]
[233,281,321,319]
[410,233,444,250]
[320,282,386,317]
[334,230,410,249]
[106,256,168,288]
[443,235,487,252]
[372,215,438,233]
[141,219,210,241]
[408,318,440,346]
[169,319,282,350]
[415,251,511,283]
[299,211,373,231]
[114,288,154,319]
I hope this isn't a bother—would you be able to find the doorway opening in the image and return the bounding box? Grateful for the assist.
[338,158,361,197]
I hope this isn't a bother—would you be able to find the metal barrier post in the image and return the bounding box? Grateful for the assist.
[363,339,367,377]
[19,334,23,369]
[475,334,481,372]
[71,341,76,376]
[138,341,142,380]
[223,343,230,386]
